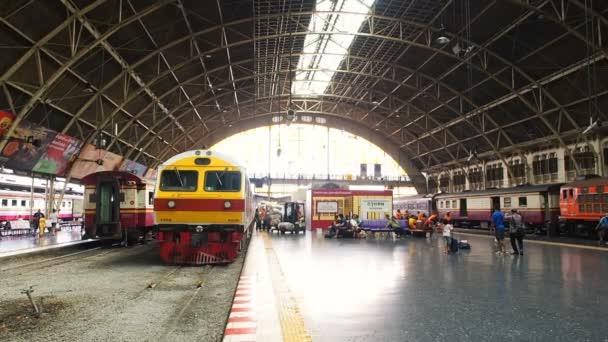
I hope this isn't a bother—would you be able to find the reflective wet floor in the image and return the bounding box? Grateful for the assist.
[263,231,608,341]
[0,228,83,256]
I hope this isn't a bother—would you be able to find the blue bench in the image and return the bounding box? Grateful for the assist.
[360,219,409,239]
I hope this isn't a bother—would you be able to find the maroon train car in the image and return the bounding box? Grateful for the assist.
[82,171,155,243]
[435,184,562,230]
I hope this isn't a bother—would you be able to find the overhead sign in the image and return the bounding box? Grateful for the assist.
[360,199,391,212]
[316,201,338,213]
[0,121,57,172]
[0,110,15,137]
[32,133,83,176]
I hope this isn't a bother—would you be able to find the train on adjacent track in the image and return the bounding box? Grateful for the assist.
[154,150,254,265]
[82,171,155,244]
[0,172,83,222]
[395,176,608,238]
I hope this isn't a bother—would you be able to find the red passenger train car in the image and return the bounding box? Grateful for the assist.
[559,177,608,237]
[82,171,155,243]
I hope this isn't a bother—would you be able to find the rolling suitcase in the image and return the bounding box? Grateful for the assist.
[450,237,459,253]
[458,240,471,249]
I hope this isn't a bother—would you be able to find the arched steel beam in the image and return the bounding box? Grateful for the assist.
[3,6,604,168]
[0,0,175,153]
[151,111,429,194]
[126,86,441,169]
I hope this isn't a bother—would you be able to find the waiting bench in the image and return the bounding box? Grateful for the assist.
[360,219,409,239]
[1,220,33,236]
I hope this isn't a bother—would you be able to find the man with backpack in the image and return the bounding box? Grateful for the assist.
[506,209,524,255]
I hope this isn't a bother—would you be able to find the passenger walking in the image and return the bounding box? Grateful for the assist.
[32,209,44,237]
[442,218,453,254]
[254,208,261,231]
[595,212,608,246]
[492,208,506,255]
[50,209,58,236]
[506,209,524,255]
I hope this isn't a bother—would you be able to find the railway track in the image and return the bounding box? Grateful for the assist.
[0,242,130,275]
[157,265,216,341]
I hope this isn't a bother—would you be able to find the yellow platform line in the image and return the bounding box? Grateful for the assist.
[455,231,608,252]
[262,233,312,342]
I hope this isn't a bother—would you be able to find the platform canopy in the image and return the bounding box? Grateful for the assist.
[0,0,607,192]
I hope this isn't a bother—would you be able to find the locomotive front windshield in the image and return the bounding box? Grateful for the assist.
[204,171,241,192]
[160,170,198,191]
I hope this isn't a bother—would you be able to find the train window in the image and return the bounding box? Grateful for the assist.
[586,204,592,212]
[569,189,574,198]
[594,204,601,212]
[518,197,527,207]
[452,200,457,208]
[160,170,198,192]
[562,190,568,200]
[1,199,6,207]
[204,171,241,192]
[194,158,211,165]
[597,185,604,194]
[11,199,17,207]
[504,198,511,207]
[439,201,443,209]
[446,201,450,208]
[21,200,26,207]
[148,192,154,205]
[62,201,66,208]
[579,204,585,212]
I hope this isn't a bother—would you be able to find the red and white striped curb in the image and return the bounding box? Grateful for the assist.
[223,275,256,342]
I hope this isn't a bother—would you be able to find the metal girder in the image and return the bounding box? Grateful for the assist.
[148,110,429,193]
[0,16,179,153]
[0,0,174,156]
[2,4,606,172]
[59,0,193,149]
[5,80,158,161]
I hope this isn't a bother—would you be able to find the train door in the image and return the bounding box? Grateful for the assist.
[460,198,468,217]
[96,179,121,239]
[491,196,500,211]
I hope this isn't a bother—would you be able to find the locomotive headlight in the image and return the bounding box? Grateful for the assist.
[195,225,203,232]
[167,200,176,208]
[224,200,231,209]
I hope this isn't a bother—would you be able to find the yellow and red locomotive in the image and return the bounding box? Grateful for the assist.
[154,150,254,264]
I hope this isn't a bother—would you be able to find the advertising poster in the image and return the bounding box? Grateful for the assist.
[119,159,147,177]
[32,133,83,176]
[360,199,392,219]
[70,144,124,179]
[316,201,338,213]
[0,110,16,137]
[0,121,57,172]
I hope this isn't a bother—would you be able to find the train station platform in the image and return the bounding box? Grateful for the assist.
[0,229,86,258]
[227,229,608,341]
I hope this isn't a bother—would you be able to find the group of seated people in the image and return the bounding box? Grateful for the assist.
[326,210,452,240]
[326,214,366,239]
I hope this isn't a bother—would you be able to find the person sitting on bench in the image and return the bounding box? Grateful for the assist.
[385,214,404,238]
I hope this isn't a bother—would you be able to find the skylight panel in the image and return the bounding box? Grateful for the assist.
[293,0,375,96]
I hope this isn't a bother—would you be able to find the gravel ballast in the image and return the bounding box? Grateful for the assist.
[0,242,244,342]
